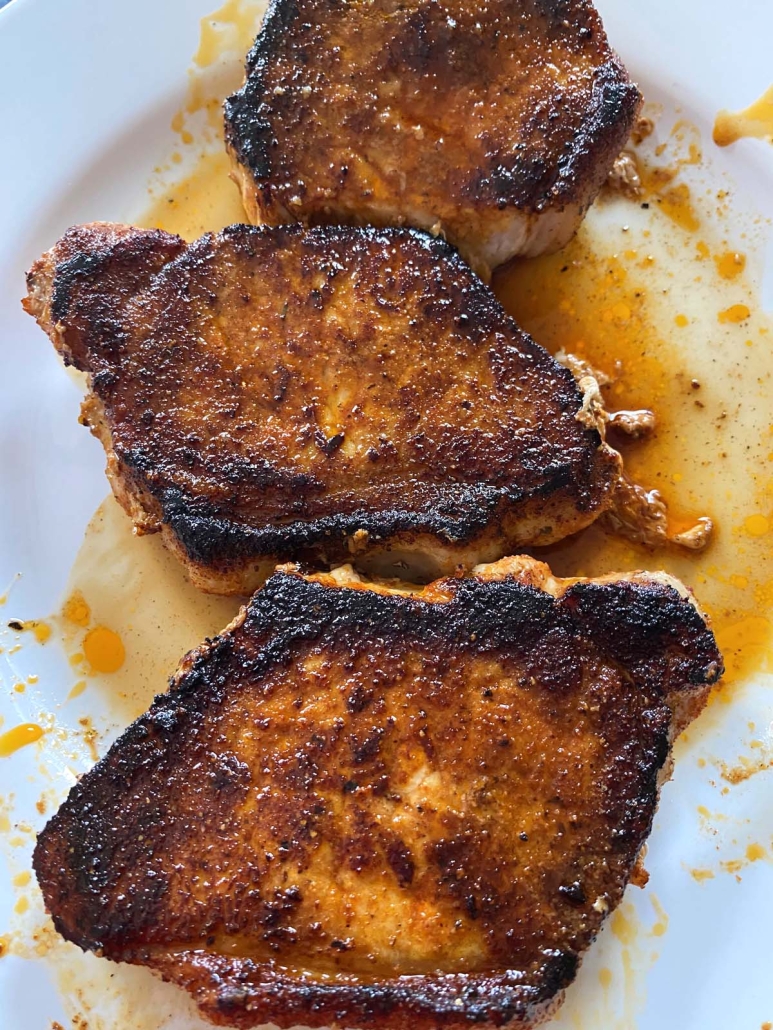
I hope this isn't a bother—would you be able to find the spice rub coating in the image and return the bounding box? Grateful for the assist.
[225,0,641,277]
[24,222,620,594]
[33,557,721,1030]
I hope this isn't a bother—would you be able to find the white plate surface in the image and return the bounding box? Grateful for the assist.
[1,1,772,1028]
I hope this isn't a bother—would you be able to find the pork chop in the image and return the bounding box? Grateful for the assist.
[24,222,621,595]
[33,556,721,1030]
[224,0,641,278]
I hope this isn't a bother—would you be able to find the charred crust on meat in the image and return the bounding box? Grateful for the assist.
[225,0,639,207]
[50,252,105,322]
[33,565,721,1030]
[156,471,590,567]
[224,0,641,272]
[561,581,723,691]
[24,221,620,593]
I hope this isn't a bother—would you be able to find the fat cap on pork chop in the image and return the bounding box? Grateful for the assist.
[33,556,722,1030]
[224,0,642,278]
[24,222,621,594]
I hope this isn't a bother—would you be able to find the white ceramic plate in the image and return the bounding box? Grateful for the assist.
[1,1,772,1028]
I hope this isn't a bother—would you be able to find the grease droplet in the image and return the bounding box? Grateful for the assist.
[62,590,91,628]
[714,251,746,280]
[743,514,769,537]
[66,680,88,702]
[83,626,126,675]
[0,724,44,758]
[718,303,751,324]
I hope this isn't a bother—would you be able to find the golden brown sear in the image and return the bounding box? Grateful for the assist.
[33,557,722,1030]
[24,222,620,595]
[224,0,641,277]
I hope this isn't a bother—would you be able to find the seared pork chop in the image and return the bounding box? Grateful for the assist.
[24,222,620,595]
[224,0,641,278]
[34,557,721,1030]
